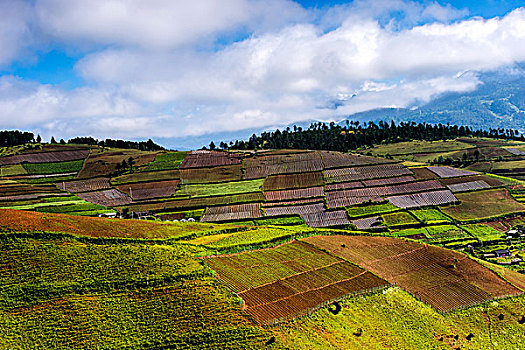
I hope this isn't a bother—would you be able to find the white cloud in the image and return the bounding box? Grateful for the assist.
[0,1,524,146]
[35,0,307,50]
[0,1,33,66]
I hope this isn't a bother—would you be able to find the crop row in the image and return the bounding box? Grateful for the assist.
[264,203,325,217]
[201,203,263,222]
[387,190,457,209]
[116,180,180,200]
[57,177,111,193]
[302,210,351,227]
[180,164,243,184]
[262,172,324,191]
[179,150,243,169]
[77,189,133,207]
[264,186,324,202]
[324,164,412,183]
[320,151,391,169]
[426,166,476,178]
[244,152,323,179]
[0,149,89,166]
[244,271,388,325]
[447,180,490,193]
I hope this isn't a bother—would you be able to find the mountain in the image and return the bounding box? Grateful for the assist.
[342,70,525,132]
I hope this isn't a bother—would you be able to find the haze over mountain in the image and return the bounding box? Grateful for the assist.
[0,0,524,150]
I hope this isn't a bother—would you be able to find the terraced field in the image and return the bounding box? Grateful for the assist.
[205,241,389,324]
[305,235,522,312]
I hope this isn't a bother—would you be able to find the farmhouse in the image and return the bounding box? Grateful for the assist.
[493,249,511,258]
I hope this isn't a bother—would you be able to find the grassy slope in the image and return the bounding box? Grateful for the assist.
[274,287,525,350]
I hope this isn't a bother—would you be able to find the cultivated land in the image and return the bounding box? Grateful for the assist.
[3,138,525,348]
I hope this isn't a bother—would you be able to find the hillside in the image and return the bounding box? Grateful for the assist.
[3,139,525,348]
[1,210,525,349]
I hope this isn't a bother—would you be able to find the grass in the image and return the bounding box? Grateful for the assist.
[441,189,525,221]
[410,208,452,224]
[393,225,468,243]
[346,202,399,218]
[112,169,180,185]
[177,179,264,198]
[364,139,474,157]
[381,212,418,227]
[18,175,77,184]
[21,160,84,175]
[461,224,505,242]
[142,151,187,171]
[273,286,525,349]
[0,199,88,210]
[0,163,27,176]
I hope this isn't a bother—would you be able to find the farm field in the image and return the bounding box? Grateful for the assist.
[409,208,452,223]
[141,151,187,171]
[177,179,264,198]
[273,287,525,350]
[441,188,525,221]
[205,241,388,324]
[381,212,418,227]
[21,159,84,175]
[305,235,522,312]
[345,202,399,218]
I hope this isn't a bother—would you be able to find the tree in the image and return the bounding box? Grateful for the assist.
[36,134,42,143]
[50,136,57,144]
[209,141,216,150]
[128,157,135,169]
[59,139,66,145]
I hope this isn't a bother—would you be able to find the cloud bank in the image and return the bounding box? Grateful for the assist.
[0,0,524,146]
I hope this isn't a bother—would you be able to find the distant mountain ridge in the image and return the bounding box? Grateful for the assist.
[342,71,525,132]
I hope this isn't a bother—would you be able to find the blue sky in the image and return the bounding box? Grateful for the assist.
[0,0,524,149]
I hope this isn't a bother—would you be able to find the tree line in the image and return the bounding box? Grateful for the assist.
[67,137,164,151]
[0,130,35,147]
[213,120,523,152]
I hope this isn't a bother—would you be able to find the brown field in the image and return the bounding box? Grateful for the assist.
[118,192,265,212]
[324,164,413,183]
[263,198,323,207]
[78,151,156,178]
[426,166,476,178]
[485,216,525,232]
[179,150,243,168]
[262,172,324,191]
[264,186,324,202]
[201,203,263,222]
[302,210,351,227]
[0,149,89,166]
[0,208,242,239]
[116,180,180,200]
[112,169,180,185]
[263,203,325,217]
[77,189,133,207]
[205,241,388,324]
[411,167,437,180]
[180,164,242,184]
[438,174,503,187]
[244,152,323,179]
[305,235,522,312]
[387,190,457,209]
[0,182,62,196]
[325,181,364,191]
[320,151,392,168]
[362,175,416,187]
[441,189,525,221]
[57,177,111,193]
[326,180,444,208]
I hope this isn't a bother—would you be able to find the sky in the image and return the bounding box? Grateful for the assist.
[0,0,524,149]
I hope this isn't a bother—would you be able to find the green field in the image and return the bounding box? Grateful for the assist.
[177,179,264,198]
[346,202,399,218]
[21,160,84,174]
[441,189,525,221]
[0,163,27,176]
[381,212,418,227]
[274,287,525,349]
[363,139,473,157]
[142,151,187,171]
[461,224,505,242]
[410,208,452,224]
